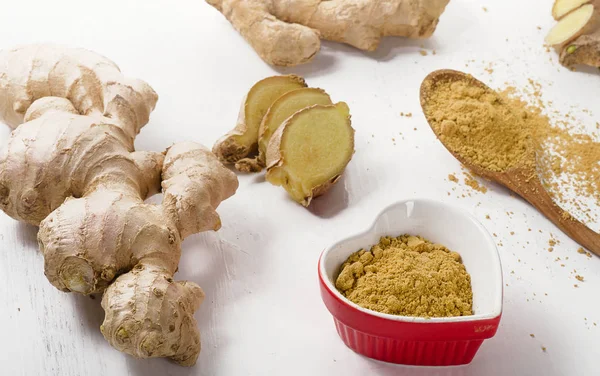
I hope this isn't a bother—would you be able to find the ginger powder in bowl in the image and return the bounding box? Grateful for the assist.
[335,234,473,318]
[319,199,502,366]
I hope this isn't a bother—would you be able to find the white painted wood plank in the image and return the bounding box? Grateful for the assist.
[0,0,598,375]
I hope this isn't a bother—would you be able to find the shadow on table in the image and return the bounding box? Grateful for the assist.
[308,174,350,219]
[365,37,442,63]
[568,64,600,76]
[273,43,339,79]
[354,298,564,376]
[364,364,471,376]
[127,357,198,376]
[15,222,38,249]
[273,34,445,79]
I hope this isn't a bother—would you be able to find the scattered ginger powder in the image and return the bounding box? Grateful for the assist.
[335,235,473,318]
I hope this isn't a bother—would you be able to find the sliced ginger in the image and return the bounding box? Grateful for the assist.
[546,1,600,67]
[216,75,354,206]
[259,88,332,165]
[265,102,355,206]
[236,87,332,172]
[546,4,596,46]
[212,75,306,163]
[553,0,591,19]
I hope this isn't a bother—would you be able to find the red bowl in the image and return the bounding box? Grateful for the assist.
[318,199,503,366]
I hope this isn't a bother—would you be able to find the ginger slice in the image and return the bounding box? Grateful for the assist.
[259,88,332,166]
[553,0,591,19]
[546,0,600,67]
[265,102,354,206]
[546,4,596,47]
[236,87,332,172]
[212,75,306,164]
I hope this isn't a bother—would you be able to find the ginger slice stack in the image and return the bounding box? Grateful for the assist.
[213,75,355,206]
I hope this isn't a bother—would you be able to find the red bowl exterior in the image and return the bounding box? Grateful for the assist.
[319,259,502,366]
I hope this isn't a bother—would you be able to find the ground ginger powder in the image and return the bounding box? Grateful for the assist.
[500,91,600,214]
[422,79,533,172]
[335,235,473,318]
[424,74,599,223]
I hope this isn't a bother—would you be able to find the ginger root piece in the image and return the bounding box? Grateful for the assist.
[0,45,238,366]
[206,0,450,66]
[265,102,355,206]
[235,87,332,172]
[560,29,600,66]
[212,75,306,165]
[546,1,600,67]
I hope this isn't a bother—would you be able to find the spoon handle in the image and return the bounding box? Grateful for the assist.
[505,170,600,256]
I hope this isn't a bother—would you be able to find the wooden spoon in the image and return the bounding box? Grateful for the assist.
[420,69,600,256]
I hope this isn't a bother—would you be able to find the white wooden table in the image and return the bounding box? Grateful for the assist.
[1,1,599,375]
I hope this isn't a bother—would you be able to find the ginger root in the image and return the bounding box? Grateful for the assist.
[266,102,355,206]
[206,0,450,66]
[546,0,600,67]
[212,75,306,165]
[0,45,238,366]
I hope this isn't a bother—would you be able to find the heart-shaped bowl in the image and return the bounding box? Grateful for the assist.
[318,199,503,366]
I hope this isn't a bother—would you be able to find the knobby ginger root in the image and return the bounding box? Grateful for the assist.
[212,75,306,164]
[546,0,600,67]
[236,87,332,172]
[266,102,355,206]
[0,45,238,366]
[206,0,450,66]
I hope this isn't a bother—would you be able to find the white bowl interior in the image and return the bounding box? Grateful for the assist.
[321,199,503,323]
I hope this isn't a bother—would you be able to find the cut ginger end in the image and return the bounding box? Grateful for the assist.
[546,4,595,46]
[265,102,354,207]
[553,0,591,20]
[212,75,306,163]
